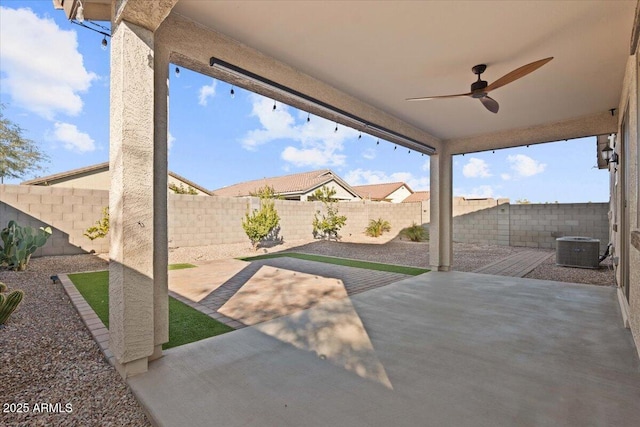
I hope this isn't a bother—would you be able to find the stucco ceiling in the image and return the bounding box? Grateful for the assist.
[173,1,634,143]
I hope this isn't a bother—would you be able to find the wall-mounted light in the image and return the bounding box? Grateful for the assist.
[601,146,619,165]
[209,56,436,155]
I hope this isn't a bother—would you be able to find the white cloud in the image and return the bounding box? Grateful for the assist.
[362,148,376,160]
[507,154,546,177]
[421,159,430,172]
[282,146,346,167]
[51,122,96,152]
[198,80,217,106]
[168,132,175,150]
[345,168,430,191]
[455,185,498,199]
[462,157,491,178]
[242,95,357,168]
[500,173,511,181]
[0,7,97,119]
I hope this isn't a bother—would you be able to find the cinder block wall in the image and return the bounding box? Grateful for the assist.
[168,196,423,246]
[0,184,110,256]
[0,185,610,256]
[509,203,609,250]
[422,197,609,250]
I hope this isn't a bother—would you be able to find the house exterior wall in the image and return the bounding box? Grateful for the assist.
[300,179,359,201]
[41,169,111,190]
[613,50,640,355]
[27,169,208,195]
[387,186,412,203]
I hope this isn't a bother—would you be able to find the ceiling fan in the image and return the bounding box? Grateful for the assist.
[406,57,553,113]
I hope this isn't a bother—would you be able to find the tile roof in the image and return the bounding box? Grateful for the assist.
[213,169,358,198]
[402,191,430,203]
[352,182,409,201]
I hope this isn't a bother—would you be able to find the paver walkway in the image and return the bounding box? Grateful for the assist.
[472,250,554,277]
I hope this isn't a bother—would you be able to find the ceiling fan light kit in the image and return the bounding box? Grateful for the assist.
[407,57,553,114]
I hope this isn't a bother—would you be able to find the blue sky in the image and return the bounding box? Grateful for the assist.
[0,2,609,203]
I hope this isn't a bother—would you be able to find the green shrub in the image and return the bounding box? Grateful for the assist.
[311,186,347,241]
[401,222,428,242]
[242,186,281,250]
[0,220,52,271]
[365,218,391,237]
[169,182,198,195]
[84,207,109,240]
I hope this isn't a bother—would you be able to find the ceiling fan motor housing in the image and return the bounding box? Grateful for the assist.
[471,79,488,97]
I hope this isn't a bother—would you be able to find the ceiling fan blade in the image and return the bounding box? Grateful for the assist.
[485,57,553,93]
[406,92,471,101]
[479,96,499,113]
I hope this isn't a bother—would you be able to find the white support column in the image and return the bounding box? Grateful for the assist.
[429,151,453,271]
[109,18,168,378]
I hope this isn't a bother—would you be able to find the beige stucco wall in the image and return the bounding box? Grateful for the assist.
[387,186,413,203]
[615,49,640,354]
[32,170,208,195]
[44,169,111,190]
[300,179,359,201]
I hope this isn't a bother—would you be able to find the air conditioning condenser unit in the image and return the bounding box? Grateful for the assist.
[556,237,600,269]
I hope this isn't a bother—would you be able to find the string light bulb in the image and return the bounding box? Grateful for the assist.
[334,122,338,133]
[394,146,397,150]
[101,36,108,50]
[273,100,276,111]
[307,112,310,123]
[358,132,362,139]
[376,140,379,145]
[175,67,180,77]
[230,86,235,98]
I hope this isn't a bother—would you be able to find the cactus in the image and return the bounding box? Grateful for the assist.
[0,220,52,271]
[0,282,24,325]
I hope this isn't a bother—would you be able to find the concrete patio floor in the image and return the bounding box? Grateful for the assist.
[129,271,640,427]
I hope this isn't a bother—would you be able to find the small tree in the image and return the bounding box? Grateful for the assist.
[312,186,347,240]
[169,182,198,195]
[0,104,49,183]
[242,186,280,250]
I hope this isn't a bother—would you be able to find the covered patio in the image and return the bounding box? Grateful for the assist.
[129,271,640,427]
[53,1,639,420]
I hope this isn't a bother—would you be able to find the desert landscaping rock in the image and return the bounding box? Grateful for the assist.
[1,239,614,426]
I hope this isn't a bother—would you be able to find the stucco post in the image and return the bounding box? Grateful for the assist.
[153,41,169,360]
[429,152,453,271]
[109,19,165,378]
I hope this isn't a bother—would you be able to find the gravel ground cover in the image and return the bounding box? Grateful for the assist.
[0,255,151,427]
[1,238,615,426]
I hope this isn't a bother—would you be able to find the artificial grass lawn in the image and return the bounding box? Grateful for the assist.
[68,270,233,350]
[168,263,197,270]
[240,252,430,276]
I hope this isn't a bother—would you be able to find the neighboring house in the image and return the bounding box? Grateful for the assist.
[352,182,414,203]
[402,191,430,203]
[22,162,212,196]
[212,169,361,201]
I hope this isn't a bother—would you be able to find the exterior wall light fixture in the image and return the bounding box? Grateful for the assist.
[601,146,619,165]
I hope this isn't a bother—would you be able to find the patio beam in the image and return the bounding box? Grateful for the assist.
[445,111,617,155]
